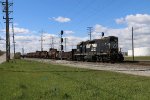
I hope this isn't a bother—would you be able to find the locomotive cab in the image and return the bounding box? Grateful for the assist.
[109,36,124,62]
[109,36,118,53]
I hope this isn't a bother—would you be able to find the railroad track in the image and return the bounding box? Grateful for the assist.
[25,58,150,77]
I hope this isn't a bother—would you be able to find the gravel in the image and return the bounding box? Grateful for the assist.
[25,58,150,77]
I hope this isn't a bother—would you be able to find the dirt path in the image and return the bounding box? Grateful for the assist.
[25,58,150,77]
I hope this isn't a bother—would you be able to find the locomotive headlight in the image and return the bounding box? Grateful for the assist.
[108,43,110,49]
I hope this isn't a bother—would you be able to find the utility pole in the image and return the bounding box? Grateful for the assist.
[87,27,93,40]
[132,27,134,61]
[39,30,44,51]
[2,0,13,62]
[12,23,15,58]
[22,47,24,56]
[50,36,54,48]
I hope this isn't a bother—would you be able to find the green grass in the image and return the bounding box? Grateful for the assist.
[0,60,150,100]
[125,56,150,61]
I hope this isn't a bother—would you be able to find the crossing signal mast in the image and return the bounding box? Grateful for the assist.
[64,38,67,52]
[60,30,63,60]
[2,0,13,62]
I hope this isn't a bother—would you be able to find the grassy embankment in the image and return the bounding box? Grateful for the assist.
[125,56,150,61]
[0,60,150,100]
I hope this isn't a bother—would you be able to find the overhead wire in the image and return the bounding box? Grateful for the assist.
[71,0,97,20]
[62,0,116,42]
[0,0,5,42]
[72,0,116,31]
[0,0,4,29]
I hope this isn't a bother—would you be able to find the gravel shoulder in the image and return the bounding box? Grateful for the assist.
[25,58,150,77]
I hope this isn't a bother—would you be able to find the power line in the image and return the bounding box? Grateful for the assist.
[50,36,55,49]
[72,0,117,31]
[39,30,45,51]
[72,0,96,19]
[0,22,4,29]
[87,27,93,40]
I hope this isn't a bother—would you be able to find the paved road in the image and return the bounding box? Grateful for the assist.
[0,53,14,64]
[0,53,6,64]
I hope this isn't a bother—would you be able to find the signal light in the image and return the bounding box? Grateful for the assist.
[61,45,63,50]
[102,32,104,37]
[61,30,63,35]
[61,38,63,43]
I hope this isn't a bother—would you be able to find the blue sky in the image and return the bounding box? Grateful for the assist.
[12,0,150,35]
[0,0,150,52]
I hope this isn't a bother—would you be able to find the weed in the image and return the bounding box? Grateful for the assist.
[0,59,150,100]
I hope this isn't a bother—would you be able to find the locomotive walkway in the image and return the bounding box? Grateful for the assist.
[25,58,150,77]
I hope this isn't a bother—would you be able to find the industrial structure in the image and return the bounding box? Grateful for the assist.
[128,47,150,56]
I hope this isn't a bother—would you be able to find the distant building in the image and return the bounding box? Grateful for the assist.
[128,47,150,56]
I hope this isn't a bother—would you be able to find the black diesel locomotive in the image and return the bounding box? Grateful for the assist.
[74,36,124,62]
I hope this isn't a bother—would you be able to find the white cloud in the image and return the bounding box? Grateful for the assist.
[1,27,31,34]
[8,33,87,53]
[126,14,150,25]
[94,24,108,33]
[93,14,150,51]
[1,14,150,53]
[115,18,125,24]
[64,30,74,35]
[14,27,30,34]
[15,35,39,41]
[14,23,19,26]
[51,16,71,23]
[116,14,150,26]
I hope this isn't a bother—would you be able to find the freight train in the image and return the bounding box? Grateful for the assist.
[24,36,124,62]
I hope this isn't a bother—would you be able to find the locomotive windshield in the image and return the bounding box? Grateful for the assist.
[110,37,118,49]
